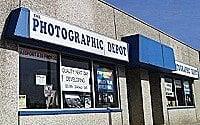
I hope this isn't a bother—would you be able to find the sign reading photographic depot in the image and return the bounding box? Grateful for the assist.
[29,10,129,61]
[61,66,91,92]
[173,61,199,79]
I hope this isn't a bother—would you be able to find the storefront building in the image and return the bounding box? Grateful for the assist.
[0,0,199,125]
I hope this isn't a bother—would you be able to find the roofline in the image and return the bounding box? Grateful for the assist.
[99,0,199,52]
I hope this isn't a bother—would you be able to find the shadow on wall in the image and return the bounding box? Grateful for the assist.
[126,68,145,125]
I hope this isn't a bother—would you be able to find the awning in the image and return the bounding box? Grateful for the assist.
[122,34,176,71]
[3,7,129,62]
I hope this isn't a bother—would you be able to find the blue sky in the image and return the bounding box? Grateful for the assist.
[105,0,200,50]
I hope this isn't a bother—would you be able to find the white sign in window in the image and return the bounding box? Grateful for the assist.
[61,66,90,92]
[175,80,182,88]
[36,75,46,85]
[183,81,190,95]
[165,82,174,97]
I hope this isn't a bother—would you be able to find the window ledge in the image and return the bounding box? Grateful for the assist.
[18,108,122,116]
[167,106,195,110]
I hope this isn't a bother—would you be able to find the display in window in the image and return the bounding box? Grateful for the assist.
[44,84,53,97]
[61,66,91,92]
[108,94,114,103]
[95,65,118,108]
[97,67,114,92]
[165,82,174,97]
[64,94,91,108]
[64,94,83,108]
[98,93,114,103]
[84,96,92,108]
[19,95,26,109]
[44,84,59,109]
[175,80,182,88]
[36,74,46,85]
[183,81,193,106]
[183,81,190,95]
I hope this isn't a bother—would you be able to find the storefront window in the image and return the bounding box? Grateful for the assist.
[165,77,194,107]
[61,56,92,108]
[94,63,118,108]
[19,47,120,110]
[19,47,60,109]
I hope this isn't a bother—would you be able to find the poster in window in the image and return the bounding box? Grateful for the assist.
[19,95,26,109]
[64,94,84,108]
[44,84,53,97]
[165,82,174,97]
[84,96,92,108]
[108,94,114,103]
[175,80,182,88]
[61,66,90,92]
[97,67,114,92]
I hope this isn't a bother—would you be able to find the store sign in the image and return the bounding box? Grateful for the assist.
[165,82,174,97]
[29,10,129,61]
[61,66,90,92]
[19,47,57,63]
[173,61,199,79]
